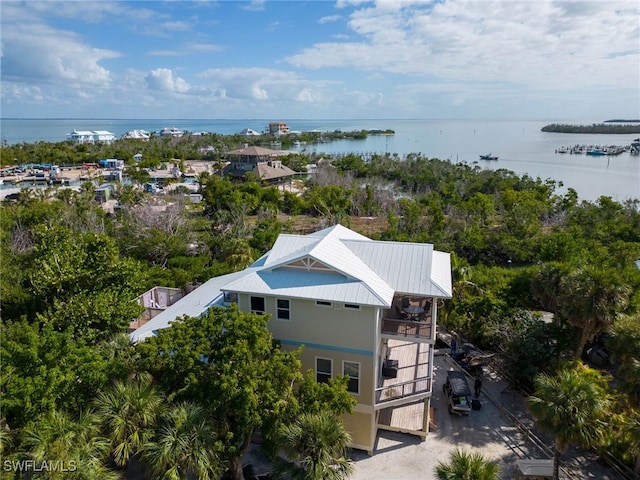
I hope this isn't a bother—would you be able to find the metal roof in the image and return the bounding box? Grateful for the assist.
[223,224,450,306]
[226,145,283,156]
[344,240,451,298]
[129,224,452,341]
[129,269,252,343]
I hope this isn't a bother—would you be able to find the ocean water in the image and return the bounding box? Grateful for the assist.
[1,118,639,202]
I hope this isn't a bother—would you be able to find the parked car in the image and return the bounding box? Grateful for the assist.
[443,370,472,415]
[587,345,611,367]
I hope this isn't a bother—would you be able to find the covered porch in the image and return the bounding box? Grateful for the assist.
[375,339,432,407]
[381,295,435,343]
[374,339,433,438]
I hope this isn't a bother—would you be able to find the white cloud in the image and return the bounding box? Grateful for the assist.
[1,22,118,87]
[319,14,343,24]
[159,20,191,31]
[335,0,372,9]
[286,0,640,93]
[198,67,327,102]
[243,0,265,12]
[145,68,192,93]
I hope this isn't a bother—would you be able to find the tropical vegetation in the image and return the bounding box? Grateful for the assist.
[434,448,500,480]
[1,132,639,478]
[541,123,640,134]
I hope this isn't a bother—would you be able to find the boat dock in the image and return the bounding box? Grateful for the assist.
[555,144,631,156]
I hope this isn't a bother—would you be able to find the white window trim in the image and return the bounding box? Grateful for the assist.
[316,300,332,308]
[276,298,291,321]
[343,360,360,395]
[315,357,333,383]
[344,303,360,310]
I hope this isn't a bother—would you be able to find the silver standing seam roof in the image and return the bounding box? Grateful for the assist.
[130,224,452,343]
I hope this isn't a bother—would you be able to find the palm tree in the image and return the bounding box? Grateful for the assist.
[558,265,630,358]
[274,410,353,480]
[526,364,611,480]
[435,448,500,480]
[94,373,165,473]
[0,419,14,459]
[22,409,118,479]
[143,402,222,480]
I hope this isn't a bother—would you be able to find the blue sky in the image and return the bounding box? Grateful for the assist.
[1,0,639,120]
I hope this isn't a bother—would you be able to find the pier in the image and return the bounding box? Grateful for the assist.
[554,144,631,156]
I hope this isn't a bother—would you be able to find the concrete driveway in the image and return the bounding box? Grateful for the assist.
[349,352,623,480]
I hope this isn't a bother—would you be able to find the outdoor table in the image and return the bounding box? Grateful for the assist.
[403,305,424,319]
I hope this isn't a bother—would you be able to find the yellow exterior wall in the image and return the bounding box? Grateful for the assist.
[236,293,380,450]
[342,411,375,453]
[295,346,374,406]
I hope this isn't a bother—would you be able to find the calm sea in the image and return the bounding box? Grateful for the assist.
[1,118,639,202]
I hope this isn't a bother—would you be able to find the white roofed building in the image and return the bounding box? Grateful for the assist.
[66,129,116,144]
[123,129,151,140]
[159,127,184,138]
[238,128,261,136]
[130,224,452,454]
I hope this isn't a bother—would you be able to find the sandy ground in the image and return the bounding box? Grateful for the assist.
[244,352,624,480]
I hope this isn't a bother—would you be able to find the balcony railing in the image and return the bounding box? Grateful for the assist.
[381,317,433,341]
[375,376,431,404]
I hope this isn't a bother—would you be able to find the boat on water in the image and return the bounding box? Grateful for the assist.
[586,148,606,156]
[479,153,498,160]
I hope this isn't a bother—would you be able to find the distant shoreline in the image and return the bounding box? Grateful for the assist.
[541,123,640,134]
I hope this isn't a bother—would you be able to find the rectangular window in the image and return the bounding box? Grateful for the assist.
[224,292,238,304]
[276,299,290,321]
[316,300,332,307]
[316,357,332,384]
[250,296,265,313]
[343,361,360,395]
[344,304,360,310]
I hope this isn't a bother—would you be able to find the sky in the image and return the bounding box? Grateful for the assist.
[1,0,639,120]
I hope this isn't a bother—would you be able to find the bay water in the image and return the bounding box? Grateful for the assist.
[1,118,638,202]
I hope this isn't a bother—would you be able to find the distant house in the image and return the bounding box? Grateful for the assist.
[94,183,115,203]
[224,144,296,184]
[198,146,216,155]
[133,153,143,162]
[66,129,116,144]
[123,130,151,140]
[159,127,184,138]
[238,128,261,136]
[264,121,290,136]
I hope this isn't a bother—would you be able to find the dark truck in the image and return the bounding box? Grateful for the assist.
[443,370,472,415]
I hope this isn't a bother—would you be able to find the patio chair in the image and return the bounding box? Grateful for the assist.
[394,305,408,319]
[401,298,410,309]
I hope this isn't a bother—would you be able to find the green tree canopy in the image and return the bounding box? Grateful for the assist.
[435,448,500,480]
[136,307,303,480]
[527,363,612,479]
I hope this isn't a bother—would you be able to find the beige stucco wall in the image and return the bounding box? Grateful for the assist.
[342,411,375,453]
